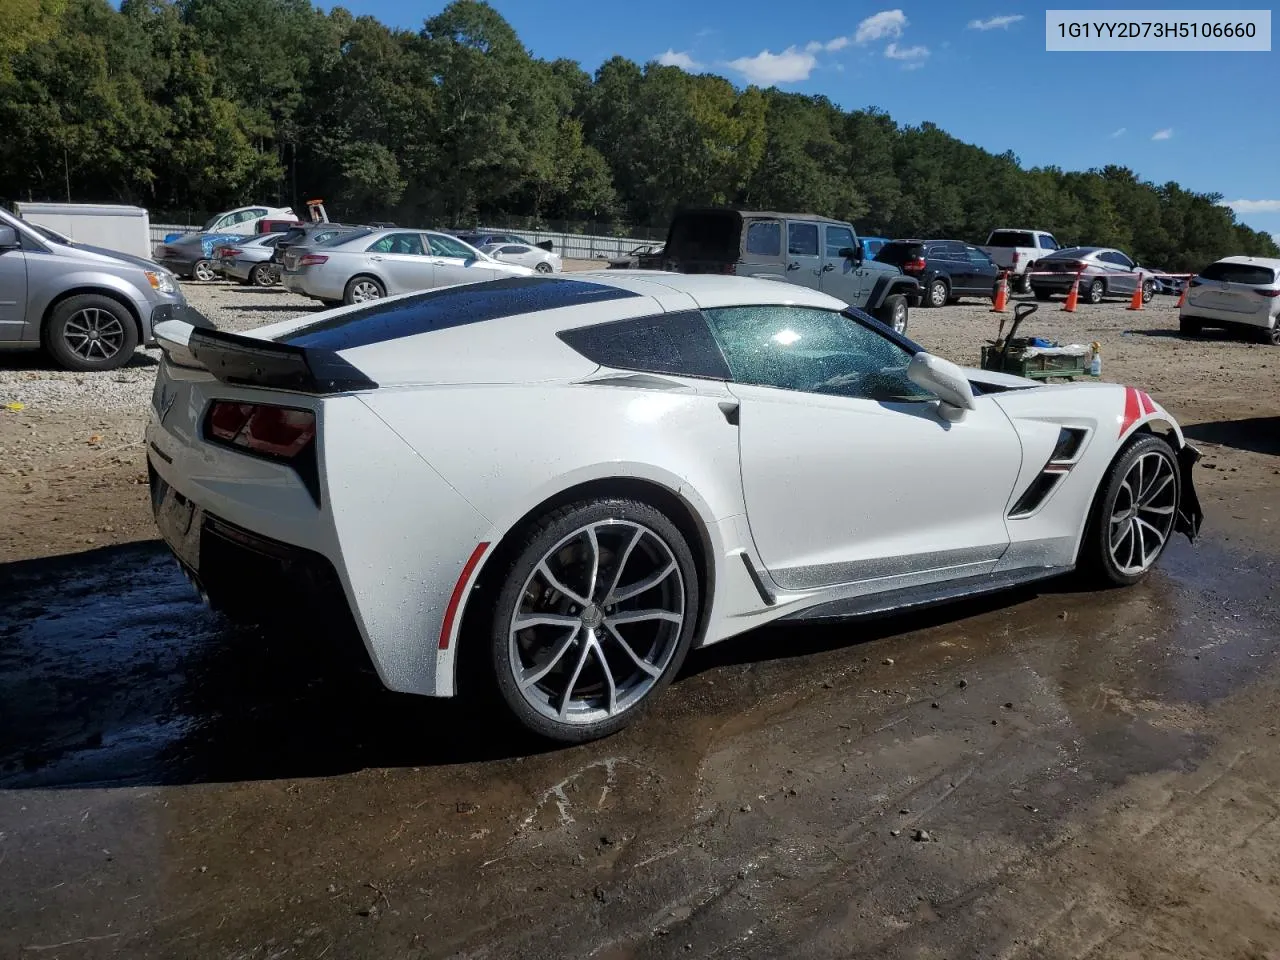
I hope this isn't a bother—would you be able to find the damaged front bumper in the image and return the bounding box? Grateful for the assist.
[1175,442,1204,542]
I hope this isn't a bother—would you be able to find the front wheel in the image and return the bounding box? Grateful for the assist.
[192,259,217,283]
[45,294,139,372]
[343,275,385,305]
[927,279,948,308]
[488,499,700,742]
[1080,434,1181,586]
[1019,273,1034,295]
[875,294,909,335]
[1141,280,1154,304]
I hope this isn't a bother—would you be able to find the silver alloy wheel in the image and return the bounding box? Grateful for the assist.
[1108,450,1177,575]
[891,299,908,333]
[62,307,125,362]
[929,280,947,307]
[252,263,273,286]
[1087,279,1105,304]
[351,279,382,302]
[535,261,553,273]
[508,519,686,725]
[193,260,216,282]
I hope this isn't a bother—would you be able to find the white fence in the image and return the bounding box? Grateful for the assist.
[149,223,657,261]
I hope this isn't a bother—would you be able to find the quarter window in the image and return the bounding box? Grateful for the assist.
[787,222,820,257]
[745,221,782,258]
[703,305,931,403]
[428,234,479,258]
[558,311,732,380]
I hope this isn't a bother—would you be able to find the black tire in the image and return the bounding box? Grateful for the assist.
[1085,279,1105,304]
[1141,280,1154,304]
[487,498,701,743]
[535,261,554,274]
[1258,319,1280,346]
[1178,315,1202,337]
[927,279,948,308]
[191,259,216,282]
[1079,434,1181,587]
[343,275,385,305]
[44,294,139,372]
[875,293,909,334]
[1033,288,1053,301]
[1019,273,1034,295]
[250,263,274,286]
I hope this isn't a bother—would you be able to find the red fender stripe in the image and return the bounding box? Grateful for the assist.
[1119,386,1142,437]
[1139,390,1156,415]
[439,542,490,650]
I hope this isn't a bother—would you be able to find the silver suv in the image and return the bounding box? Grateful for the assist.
[0,206,187,371]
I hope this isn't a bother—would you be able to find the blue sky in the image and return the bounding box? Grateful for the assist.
[322,1,1280,242]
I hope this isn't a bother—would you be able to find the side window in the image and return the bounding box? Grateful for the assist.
[428,234,479,258]
[744,220,782,258]
[787,222,820,257]
[1099,251,1131,267]
[558,311,732,380]
[702,305,932,402]
[930,243,956,261]
[1040,234,1059,251]
[368,233,425,255]
[212,215,234,232]
[825,225,857,259]
[499,245,526,255]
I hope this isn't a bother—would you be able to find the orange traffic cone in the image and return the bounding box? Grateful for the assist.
[1126,279,1144,311]
[1175,276,1190,308]
[1063,271,1080,312]
[990,272,1009,313]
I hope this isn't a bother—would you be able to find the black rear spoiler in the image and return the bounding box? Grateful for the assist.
[537,240,555,252]
[187,328,377,394]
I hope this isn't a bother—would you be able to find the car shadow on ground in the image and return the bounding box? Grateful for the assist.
[0,541,1079,790]
[1182,417,1280,456]
[0,349,159,372]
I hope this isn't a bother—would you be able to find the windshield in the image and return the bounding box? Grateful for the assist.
[30,223,74,246]
[200,214,220,231]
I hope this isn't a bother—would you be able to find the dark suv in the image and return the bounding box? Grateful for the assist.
[875,240,1001,308]
[663,208,921,333]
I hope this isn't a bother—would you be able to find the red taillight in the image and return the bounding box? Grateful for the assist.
[1012,251,1021,266]
[903,258,927,273]
[221,247,242,257]
[1256,288,1280,298]
[206,402,316,459]
[299,254,328,266]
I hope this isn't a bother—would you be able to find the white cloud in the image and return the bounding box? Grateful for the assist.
[726,46,818,84]
[856,9,907,44]
[1110,127,1127,138]
[655,49,702,70]
[805,35,851,53]
[885,41,930,67]
[968,14,1024,30]
[1224,199,1280,214]
[1151,128,1173,140]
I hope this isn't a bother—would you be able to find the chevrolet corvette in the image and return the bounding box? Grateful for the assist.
[147,273,1203,742]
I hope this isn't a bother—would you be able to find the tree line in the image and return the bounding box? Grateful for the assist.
[1,0,1274,270]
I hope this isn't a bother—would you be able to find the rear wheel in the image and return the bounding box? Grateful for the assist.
[1019,274,1034,295]
[488,499,700,742]
[927,279,948,308]
[1259,318,1280,346]
[1085,279,1105,304]
[343,275,384,305]
[192,259,216,283]
[875,294,909,334]
[45,294,139,372]
[1080,434,1180,586]
[250,263,274,286]
[535,261,554,274]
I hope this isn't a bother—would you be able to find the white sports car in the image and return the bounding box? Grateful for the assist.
[147,273,1203,742]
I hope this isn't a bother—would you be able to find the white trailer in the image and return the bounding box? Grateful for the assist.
[13,202,152,260]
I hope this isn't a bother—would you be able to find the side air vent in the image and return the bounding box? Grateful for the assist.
[1009,427,1090,518]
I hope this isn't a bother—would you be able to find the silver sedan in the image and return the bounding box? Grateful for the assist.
[479,242,562,273]
[281,228,534,305]
[214,233,285,286]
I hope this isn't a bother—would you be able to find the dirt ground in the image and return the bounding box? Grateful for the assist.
[1,279,1278,959]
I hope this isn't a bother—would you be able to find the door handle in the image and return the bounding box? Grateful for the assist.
[822,263,835,272]
[369,255,383,261]
[787,262,800,271]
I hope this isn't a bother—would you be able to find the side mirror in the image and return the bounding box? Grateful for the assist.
[0,226,18,250]
[907,352,977,420]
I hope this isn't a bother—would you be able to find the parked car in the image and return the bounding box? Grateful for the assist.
[1179,256,1280,344]
[457,231,555,254]
[256,218,301,235]
[979,228,1061,293]
[662,208,920,334]
[214,233,286,286]
[860,236,889,260]
[480,242,562,273]
[147,271,1203,743]
[1028,247,1156,305]
[280,228,534,305]
[608,244,665,269]
[199,205,297,236]
[875,239,1001,307]
[0,205,188,371]
[154,232,244,281]
[268,223,362,275]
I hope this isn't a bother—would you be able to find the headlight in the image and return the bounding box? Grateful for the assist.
[145,270,176,295]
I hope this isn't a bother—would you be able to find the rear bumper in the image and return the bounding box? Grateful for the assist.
[1180,301,1275,329]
